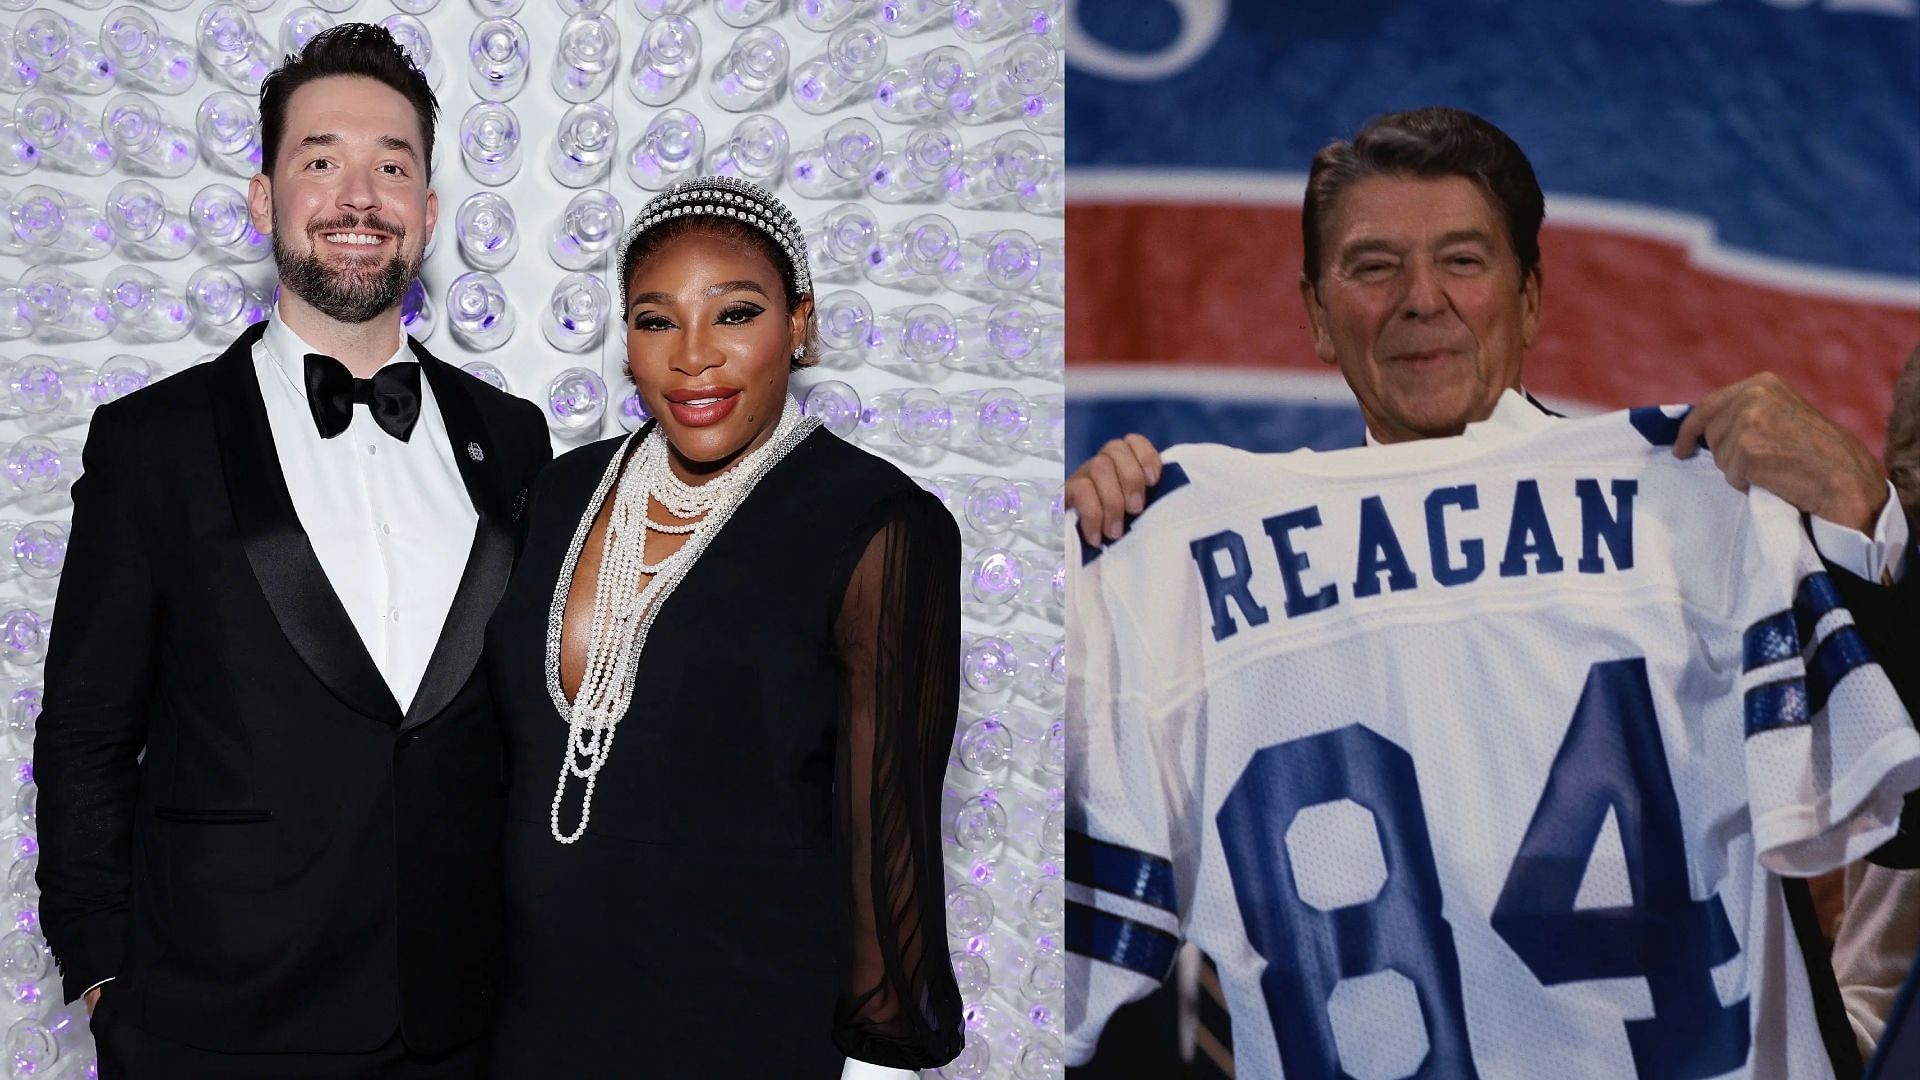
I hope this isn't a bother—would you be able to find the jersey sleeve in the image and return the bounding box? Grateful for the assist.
[1738,487,1920,874]
[1064,534,1185,1067]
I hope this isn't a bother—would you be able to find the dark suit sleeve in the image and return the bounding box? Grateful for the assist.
[32,404,160,1000]
[509,398,551,551]
[1831,544,1920,867]
[520,398,553,470]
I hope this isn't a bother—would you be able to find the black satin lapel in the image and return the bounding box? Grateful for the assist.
[208,323,404,726]
[404,355,514,729]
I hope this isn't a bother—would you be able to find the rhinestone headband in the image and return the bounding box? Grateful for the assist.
[616,176,813,308]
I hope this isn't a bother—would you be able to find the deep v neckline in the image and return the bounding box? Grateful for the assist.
[541,416,822,720]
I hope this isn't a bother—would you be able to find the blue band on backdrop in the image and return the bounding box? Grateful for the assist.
[1069,1,1920,277]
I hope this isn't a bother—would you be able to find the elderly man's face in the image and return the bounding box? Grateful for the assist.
[1300,174,1541,443]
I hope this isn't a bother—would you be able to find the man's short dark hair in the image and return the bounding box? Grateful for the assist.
[1302,106,1544,290]
[258,23,438,180]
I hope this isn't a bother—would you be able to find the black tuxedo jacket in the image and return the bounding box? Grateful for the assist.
[31,321,551,1055]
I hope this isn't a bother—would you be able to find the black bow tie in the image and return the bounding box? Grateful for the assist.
[303,353,422,442]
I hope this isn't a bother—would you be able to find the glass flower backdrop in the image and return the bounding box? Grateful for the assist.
[0,0,1064,1076]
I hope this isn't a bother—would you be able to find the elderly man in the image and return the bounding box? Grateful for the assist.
[1066,106,1919,1078]
[1069,107,1915,822]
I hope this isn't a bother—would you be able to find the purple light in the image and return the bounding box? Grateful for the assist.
[1028,1005,1051,1027]
[796,77,820,102]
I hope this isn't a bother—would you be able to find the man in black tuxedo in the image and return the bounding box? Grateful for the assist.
[33,25,549,1077]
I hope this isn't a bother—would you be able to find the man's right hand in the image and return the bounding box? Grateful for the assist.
[1066,434,1165,548]
[84,986,101,1016]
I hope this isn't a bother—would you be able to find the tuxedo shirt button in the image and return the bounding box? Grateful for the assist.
[366,444,377,456]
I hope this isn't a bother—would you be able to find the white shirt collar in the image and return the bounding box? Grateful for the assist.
[1363,387,1553,446]
[261,307,412,402]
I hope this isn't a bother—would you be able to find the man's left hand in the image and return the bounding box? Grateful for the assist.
[1673,372,1888,533]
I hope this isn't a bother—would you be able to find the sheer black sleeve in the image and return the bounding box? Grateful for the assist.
[829,487,967,1069]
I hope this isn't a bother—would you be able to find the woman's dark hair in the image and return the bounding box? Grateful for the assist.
[619,215,820,370]
[1302,106,1544,292]
[258,23,439,180]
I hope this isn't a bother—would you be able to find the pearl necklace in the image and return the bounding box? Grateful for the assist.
[548,396,817,844]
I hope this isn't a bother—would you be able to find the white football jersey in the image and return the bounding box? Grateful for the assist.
[1066,407,1920,1080]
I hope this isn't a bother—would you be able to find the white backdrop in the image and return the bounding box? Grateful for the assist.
[0,1,1065,1077]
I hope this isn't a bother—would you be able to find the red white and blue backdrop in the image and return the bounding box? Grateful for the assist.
[1064,0,1920,465]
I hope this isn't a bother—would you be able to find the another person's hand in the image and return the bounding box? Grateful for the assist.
[84,986,101,1017]
[1674,373,1889,533]
[1066,434,1164,547]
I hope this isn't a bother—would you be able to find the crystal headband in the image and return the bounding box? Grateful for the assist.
[615,175,813,308]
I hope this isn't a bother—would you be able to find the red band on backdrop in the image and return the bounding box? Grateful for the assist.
[1068,202,1920,457]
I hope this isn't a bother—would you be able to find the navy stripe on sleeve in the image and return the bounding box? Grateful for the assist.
[1628,406,1693,447]
[1066,900,1179,981]
[1066,829,1178,913]
[1742,610,1798,673]
[1745,677,1811,736]
[1793,572,1845,647]
[1808,626,1874,717]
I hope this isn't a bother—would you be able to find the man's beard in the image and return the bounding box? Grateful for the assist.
[273,212,421,324]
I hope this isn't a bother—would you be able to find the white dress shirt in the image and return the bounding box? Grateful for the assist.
[1367,389,1910,584]
[256,313,478,712]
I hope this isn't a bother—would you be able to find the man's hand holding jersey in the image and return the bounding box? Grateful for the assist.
[1070,372,1898,556]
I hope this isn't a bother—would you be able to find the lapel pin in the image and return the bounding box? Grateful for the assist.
[467,442,484,462]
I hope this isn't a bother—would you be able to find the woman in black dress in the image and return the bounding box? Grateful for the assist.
[486,177,965,1077]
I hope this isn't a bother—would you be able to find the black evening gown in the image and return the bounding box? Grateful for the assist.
[486,423,967,1077]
